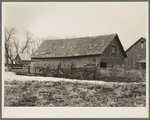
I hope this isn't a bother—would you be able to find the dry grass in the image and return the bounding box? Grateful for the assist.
[4,80,146,107]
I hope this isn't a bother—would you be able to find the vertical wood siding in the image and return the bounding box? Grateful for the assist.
[125,38,146,69]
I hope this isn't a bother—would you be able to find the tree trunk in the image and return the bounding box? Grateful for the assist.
[6,56,9,65]
[11,59,13,65]
[5,49,9,65]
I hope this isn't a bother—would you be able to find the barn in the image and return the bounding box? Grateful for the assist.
[124,37,146,69]
[31,34,127,73]
[15,54,31,65]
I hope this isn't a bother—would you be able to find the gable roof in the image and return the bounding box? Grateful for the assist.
[16,54,31,61]
[31,33,126,58]
[126,37,146,52]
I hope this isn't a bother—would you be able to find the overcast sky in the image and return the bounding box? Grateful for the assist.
[3,2,148,50]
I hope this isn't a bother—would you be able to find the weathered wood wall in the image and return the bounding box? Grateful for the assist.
[31,55,99,69]
[101,36,125,67]
[124,38,146,69]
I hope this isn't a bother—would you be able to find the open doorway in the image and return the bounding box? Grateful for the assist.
[100,62,107,68]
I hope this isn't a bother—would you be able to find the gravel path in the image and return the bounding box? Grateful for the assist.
[4,71,145,85]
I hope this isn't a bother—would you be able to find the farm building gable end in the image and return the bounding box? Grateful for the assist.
[15,54,31,65]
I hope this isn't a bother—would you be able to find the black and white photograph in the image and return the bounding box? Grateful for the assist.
[2,2,149,118]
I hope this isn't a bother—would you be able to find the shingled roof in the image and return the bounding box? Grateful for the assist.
[31,34,124,58]
[16,54,31,61]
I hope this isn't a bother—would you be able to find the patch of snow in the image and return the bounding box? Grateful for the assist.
[4,71,144,85]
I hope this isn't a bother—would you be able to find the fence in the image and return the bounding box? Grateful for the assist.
[12,66,28,75]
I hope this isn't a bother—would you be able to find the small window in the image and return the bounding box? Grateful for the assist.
[112,46,116,54]
[141,41,144,49]
[100,62,107,68]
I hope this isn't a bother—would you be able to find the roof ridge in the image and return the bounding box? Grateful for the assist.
[126,37,146,52]
[44,33,117,41]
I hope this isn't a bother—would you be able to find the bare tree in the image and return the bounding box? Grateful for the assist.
[5,27,17,64]
[36,37,45,48]
[29,37,45,54]
[21,30,34,54]
[13,38,20,54]
[30,42,36,54]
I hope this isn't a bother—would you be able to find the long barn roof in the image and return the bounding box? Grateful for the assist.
[31,33,122,58]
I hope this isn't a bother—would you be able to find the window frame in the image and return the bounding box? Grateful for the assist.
[141,41,144,49]
[112,46,116,54]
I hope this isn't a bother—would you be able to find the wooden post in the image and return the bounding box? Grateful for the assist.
[93,66,97,79]
[71,62,75,74]
[96,55,101,67]
[57,63,61,77]
[28,65,30,74]
[42,67,45,76]
[99,55,101,68]
[95,55,101,79]
[34,67,36,76]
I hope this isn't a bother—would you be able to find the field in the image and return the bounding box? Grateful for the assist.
[4,72,146,107]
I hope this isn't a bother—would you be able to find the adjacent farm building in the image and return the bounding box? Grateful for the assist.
[30,34,127,78]
[124,37,146,69]
[15,54,31,65]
